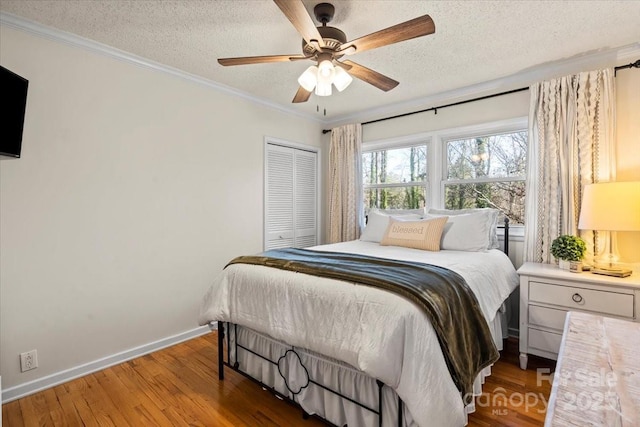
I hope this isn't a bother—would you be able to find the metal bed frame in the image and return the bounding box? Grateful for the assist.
[214,218,510,427]
[216,322,401,427]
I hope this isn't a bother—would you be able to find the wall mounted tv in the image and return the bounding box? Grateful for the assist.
[1,65,29,158]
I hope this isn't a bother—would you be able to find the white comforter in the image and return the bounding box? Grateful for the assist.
[198,240,519,427]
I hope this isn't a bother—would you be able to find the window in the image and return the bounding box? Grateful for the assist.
[361,118,528,225]
[444,130,527,224]
[363,145,427,210]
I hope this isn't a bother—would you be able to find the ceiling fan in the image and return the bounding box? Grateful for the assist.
[218,1,435,103]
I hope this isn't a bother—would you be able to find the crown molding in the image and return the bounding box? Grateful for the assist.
[2,12,637,129]
[0,12,323,125]
[325,42,640,128]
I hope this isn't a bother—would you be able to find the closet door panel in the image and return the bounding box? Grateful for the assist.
[295,149,317,248]
[265,145,295,250]
[265,143,318,250]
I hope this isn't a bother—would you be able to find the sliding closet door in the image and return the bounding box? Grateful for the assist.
[265,141,318,250]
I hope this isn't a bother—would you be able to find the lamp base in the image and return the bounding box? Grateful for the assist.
[591,267,632,278]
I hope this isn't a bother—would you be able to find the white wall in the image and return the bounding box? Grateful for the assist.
[0,25,322,393]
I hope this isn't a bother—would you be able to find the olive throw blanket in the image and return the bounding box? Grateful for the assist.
[227,247,499,402]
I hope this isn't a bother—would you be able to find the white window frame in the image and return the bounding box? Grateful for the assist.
[363,141,430,209]
[362,117,527,228]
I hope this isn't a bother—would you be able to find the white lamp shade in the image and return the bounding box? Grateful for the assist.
[578,181,640,231]
[333,66,353,92]
[297,66,317,92]
[315,78,332,96]
[317,59,335,79]
[315,61,333,96]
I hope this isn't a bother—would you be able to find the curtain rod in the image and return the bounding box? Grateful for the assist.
[614,59,640,76]
[321,58,639,135]
[321,87,528,134]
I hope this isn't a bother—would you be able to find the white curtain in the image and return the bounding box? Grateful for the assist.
[524,68,616,263]
[328,123,363,243]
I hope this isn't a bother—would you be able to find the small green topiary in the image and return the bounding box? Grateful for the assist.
[550,235,587,261]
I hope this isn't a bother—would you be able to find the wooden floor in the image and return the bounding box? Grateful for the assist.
[2,333,554,427]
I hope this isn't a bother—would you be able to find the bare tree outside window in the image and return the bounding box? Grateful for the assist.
[445,131,527,224]
[363,145,427,210]
[361,127,527,224]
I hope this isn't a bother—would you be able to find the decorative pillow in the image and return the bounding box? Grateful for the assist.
[380,217,448,251]
[360,210,423,243]
[428,208,500,249]
[423,213,491,252]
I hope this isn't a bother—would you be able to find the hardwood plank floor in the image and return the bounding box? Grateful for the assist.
[2,333,554,426]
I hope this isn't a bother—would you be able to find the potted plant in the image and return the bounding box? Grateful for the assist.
[551,234,587,272]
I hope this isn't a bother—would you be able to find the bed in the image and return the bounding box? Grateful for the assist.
[198,208,519,427]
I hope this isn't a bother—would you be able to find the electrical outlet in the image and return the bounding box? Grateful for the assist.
[20,350,38,372]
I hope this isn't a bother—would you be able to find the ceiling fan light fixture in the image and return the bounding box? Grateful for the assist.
[333,66,353,92]
[316,57,334,96]
[218,2,435,104]
[298,65,318,91]
[317,58,335,79]
[315,78,332,96]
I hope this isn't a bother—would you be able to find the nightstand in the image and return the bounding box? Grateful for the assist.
[517,262,640,370]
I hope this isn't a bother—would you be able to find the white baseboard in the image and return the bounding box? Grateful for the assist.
[508,327,520,338]
[1,324,213,403]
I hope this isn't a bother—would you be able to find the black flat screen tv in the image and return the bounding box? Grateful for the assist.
[1,65,29,158]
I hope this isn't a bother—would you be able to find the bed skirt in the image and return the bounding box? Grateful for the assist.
[217,309,505,427]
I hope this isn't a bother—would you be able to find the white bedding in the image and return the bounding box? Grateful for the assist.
[198,240,519,427]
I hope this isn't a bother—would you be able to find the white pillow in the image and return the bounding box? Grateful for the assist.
[375,207,426,216]
[360,210,423,243]
[428,208,500,249]
[423,212,491,252]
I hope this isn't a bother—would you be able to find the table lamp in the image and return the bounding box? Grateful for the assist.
[578,181,640,277]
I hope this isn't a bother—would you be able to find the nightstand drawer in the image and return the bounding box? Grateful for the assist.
[529,281,634,318]
[529,305,567,331]
[529,328,562,355]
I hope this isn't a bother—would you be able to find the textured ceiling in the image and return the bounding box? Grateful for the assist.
[1,0,639,122]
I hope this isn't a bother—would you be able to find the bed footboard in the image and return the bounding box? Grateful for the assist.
[216,321,406,427]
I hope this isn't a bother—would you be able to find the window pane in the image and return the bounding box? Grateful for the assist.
[444,181,526,225]
[363,146,427,185]
[364,186,426,210]
[447,131,527,180]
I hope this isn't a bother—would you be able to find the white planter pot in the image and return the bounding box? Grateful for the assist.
[569,260,583,273]
[558,259,582,272]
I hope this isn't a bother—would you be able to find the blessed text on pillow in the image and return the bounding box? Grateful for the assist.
[380,217,448,251]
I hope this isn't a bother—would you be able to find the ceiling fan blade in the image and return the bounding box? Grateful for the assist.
[338,60,399,92]
[273,0,325,48]
[292,86,312,103]
[337,14,435,55]
[218,55,309,66]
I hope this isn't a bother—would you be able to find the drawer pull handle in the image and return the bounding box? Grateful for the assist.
[572,293,583,303]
